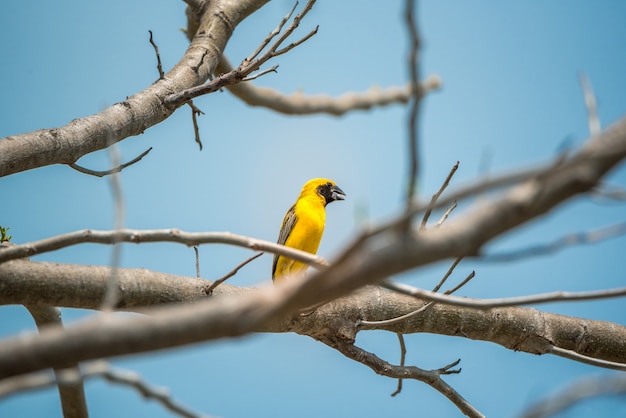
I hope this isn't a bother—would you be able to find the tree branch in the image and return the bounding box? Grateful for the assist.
[25,305,88,418]
[164,0,318,108]
[520,374,626,418]
[322,339,483,417]
[484,223,626,262]
[0,229,327,270]
[404,0,423,203]
[381,280,626,310]
[68,147,153,177]
[2,260,626,376]
[215,54,442,115]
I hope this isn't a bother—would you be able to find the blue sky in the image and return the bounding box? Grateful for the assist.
[1,1,626,417]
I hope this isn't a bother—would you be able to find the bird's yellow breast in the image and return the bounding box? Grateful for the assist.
[273,195,326,280]
[286,196,326,254]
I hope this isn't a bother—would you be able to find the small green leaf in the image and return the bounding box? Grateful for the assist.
[0,226,12,242]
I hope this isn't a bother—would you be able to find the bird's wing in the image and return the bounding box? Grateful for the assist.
[272,204,297,277]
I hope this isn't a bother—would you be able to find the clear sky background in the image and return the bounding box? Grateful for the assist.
[1,1,626,417]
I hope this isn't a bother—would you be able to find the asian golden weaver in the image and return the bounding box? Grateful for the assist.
[272,178,346,282]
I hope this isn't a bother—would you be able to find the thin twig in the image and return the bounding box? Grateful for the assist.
[432,256,464,293]
[381,280,626,310]
[484,223,626,262]
[360,134,617,245]
[149,30,165,79]
[421,161,460,230]
[547,346,626,372]
[579,73,601,137]
[0,229,327,270]
[324,340,481,417]
[390,333,407,397]
[165,0,318,108]
[404,0,422,204]
[101,140,125,311]
[446,270,476,296]
[436,201,457,226]
[187,101,204,150]
[271,25,319,58]
[360,258,473,328]
[68,147,153,177]
[194,246,201,278]
[244,2,299,62]
[264,0,317,57]
[204,252,264,295]
[242,65,279,82]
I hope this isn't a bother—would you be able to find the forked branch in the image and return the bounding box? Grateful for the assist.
[165,0,319,108]
[322,338,483,417]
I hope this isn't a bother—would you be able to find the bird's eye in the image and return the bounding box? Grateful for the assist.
[326,182,332,187]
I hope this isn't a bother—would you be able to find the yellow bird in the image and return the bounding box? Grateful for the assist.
[272,178,346,282]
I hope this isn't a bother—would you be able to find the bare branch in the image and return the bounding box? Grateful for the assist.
[390,333,407,397]
[272,25,319,57]
[193,246,201,278]
[68,147,153,178]
[26,305,88,418]
[381,280,626,310]
[520,374,626,418]
[262,0,316,57]
[337,116,626,283]
[323,339,481,417]
[404,0,422,203]
[359,257,472,328]
[100,363,213,418]
[547,346,626,372]
[436,200,457,226]
[579,73,601,137]
[242,64,279,82]
[215,54,442,116]
[165,0,318,108]
[244,1,299,62]
[187,101,205,150]
[484,223,626,262]
[432,256,464,293]
[148,30,165,79]
[0,229,327,271]
[421,161,460,230]
[204,252,264,295]
[0,361,213,418]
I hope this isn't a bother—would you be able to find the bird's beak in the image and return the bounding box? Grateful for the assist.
[331,185,346,201]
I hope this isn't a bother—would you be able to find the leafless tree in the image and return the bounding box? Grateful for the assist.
[1,1,625,417]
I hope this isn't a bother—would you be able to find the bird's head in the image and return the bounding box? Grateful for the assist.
[301,178,346,206]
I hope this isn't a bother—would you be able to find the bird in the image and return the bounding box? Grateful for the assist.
[272,178,345,282]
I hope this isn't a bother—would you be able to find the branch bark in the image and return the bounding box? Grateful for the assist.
[1,260,625,375]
